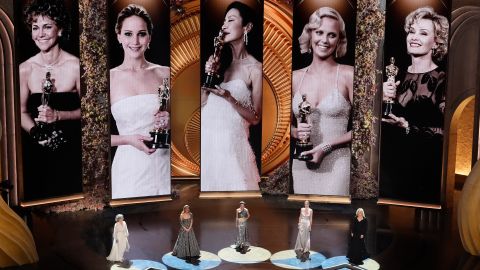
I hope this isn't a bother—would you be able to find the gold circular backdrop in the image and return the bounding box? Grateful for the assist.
[170,0,292,176]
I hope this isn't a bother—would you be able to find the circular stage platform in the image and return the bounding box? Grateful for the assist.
[110,259,167,270]
[162,251,222,270]
[321,255,380,270]
[217,245,271,264]
[270,249,326,269]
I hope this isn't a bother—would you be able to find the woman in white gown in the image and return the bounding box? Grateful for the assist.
[201,2,262,191]
[294,200,313,259]
[291,7,353,196]
[110,4,170,199]
[107,214,130,262]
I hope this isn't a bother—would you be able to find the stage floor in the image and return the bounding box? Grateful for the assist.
[5,182,476,270]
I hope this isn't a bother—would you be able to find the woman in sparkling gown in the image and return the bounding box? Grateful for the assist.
[381,7,449,204]
[172,205,201,262]
[19,0,82,200]
[107,214,130,262]
[235,201,250,253]
[201,1,262,191]
[347,208,369,265]
[291,7,353,195]
[294,200,313,260]
[110,4,170,199]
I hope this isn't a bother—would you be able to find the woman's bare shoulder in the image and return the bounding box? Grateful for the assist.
[62,51,79,63]
[339,64,354,77]
[19,58,34,75]
[292,67,308,79]
[150,64,170,78]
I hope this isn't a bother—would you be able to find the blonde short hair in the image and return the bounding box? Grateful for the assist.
[298,7,347,58]
[404,6,449,61]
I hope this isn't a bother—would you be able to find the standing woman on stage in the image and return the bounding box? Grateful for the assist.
[291,7,353,196]
[172,205,201,262]
[110,4,170,199]
[19,0,82,200]
[235,201,250,252]
[347,208,369,265]
[107,214,130,263]
[294,200,313,260]
[201,1,262,191]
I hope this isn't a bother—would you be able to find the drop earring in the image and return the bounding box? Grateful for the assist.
[147,43,150,49]
[243,31,248,46]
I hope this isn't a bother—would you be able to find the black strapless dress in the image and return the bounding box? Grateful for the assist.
[22,92,82,201]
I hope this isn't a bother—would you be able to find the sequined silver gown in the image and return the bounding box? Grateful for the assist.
[172,213,200,258]
[292,66,351,195]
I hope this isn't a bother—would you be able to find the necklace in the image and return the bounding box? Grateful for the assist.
[42,51,63,71]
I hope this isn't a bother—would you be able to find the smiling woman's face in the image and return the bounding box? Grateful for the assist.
[31,15,61,52]
[406,18,436,58]
[117,15,151,59]
[310,17,340,59]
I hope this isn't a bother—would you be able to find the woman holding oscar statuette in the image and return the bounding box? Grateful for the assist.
[110,4,170,199]
[201,1,262,191]
[291,7,353,196]
[19,0,82,200]
[381,7,448,203]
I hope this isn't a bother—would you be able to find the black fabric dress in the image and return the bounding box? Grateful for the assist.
[380,67,446,204]
[347,217,369,265]
[22,92,82,201]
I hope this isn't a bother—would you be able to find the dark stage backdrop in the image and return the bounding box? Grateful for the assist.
[290,0,356,196]
[108,0,171,200]
[379,0,451,205]
[200,0,264,192]
[14,0,83,202]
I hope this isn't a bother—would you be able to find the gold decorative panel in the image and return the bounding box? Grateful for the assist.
[170,0,292,176]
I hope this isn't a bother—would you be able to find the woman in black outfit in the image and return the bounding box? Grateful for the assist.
[347,208,369,265]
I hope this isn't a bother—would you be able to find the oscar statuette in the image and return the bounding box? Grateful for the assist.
[147,78,170,149]
[294,94,313,161]
[29,71,66,150]
[203,29,225,88]
[383,57,398,117]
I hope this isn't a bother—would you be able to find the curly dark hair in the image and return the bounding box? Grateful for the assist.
[115,4,153,35]
[24,0,71,40]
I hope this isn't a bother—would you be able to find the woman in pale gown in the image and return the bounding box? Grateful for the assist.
[294,200,313,260]
[107,214,130,262]
[291,7,353,195]
[201,1,262,191]
[110,4,170,199]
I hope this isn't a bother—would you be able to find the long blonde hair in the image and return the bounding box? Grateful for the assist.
[180,205,190,217]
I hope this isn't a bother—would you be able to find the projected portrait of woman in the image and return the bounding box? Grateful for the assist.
[18,0,82,201]
[200,0,263,192]
[380,4,450,205]
[290,2,356,196]
[109,3,171,199]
